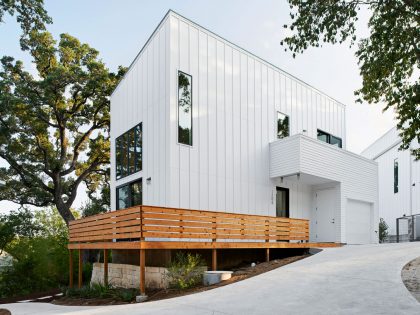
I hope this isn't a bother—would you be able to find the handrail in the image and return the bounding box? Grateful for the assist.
[68,205,309,244]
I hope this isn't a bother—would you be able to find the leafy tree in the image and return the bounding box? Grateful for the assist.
[0,31,126,225]
[281,0,420,159]
[0,0,51,49]
[0,208,41,255]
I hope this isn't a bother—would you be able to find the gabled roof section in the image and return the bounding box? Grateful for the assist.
[112,9,346,107]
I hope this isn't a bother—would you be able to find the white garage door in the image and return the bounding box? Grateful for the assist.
[346,199,372,244]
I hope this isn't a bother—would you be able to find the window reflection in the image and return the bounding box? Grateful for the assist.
[277,112,289,139]
[178,71,192,145]
[115,123,142,179]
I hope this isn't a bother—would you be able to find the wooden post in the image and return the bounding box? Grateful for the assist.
[265,248,270,262]
[104,249,108,285]
[265,219,270,262]
[78,249,83,288]
[69,249,73,288]
[212,249,217,271]
[140,249,146,295]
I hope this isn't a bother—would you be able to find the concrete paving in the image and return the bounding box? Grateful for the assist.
[4,243,420,315]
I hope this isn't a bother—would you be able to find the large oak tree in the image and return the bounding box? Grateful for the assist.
[0,31,126,225]
[281,0,419,158]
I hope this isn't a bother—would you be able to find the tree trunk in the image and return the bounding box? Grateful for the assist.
[57,204,75,226]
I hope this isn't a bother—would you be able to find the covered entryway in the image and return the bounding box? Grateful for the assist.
[346,199,372,244]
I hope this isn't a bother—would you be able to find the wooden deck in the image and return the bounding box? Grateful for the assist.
[68,205,340,293]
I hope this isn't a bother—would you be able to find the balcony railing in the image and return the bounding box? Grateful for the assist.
[69,205,309,245]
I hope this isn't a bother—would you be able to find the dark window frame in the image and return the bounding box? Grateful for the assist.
[116,178,143,210]
[394,158,399,194]
[277,111,290,139]
[115,122,142,180]
[317,129,342,148]
[177,70,193,146]
[276,187,290,218]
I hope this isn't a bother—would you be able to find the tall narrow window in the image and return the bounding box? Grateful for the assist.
[135,124,142,172]
[121,133,128,177]
[116,185,129,210]
[178,71,192,145]
[394,158,399,193]
[277,112,289,139]
[116,137,122,179]
[128,128,135,174]
[115,123,142,179]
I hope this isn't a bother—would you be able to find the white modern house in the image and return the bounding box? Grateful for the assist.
[362,127,420,241]
[110,10,379,245]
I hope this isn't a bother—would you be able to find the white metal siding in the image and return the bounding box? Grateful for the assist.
[166,12,346,216]
[362,127,420,236]
[270,135,379,243]
[110,16,170,210]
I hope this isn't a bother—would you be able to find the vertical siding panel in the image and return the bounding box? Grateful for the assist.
[232,49,241,213]
[207,36,217,210]
[225,45,234,212]
[198,31,209,210]
[240,53,248,213]
[189,26,200,210]
[216,41,226,211]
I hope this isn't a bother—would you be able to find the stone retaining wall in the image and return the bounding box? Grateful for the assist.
[90,263,168,289]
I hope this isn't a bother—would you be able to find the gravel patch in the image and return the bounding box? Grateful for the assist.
[402,256,420,302]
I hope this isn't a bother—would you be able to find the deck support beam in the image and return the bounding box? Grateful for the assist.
[78,249,82,288]
[212,249,217,271]
[140,249,146,295]
[265,248,270,262]
[69,249,73,288]
[104,249,108,285]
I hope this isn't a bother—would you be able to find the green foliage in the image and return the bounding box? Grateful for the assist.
[65,283,138,302]
[282,0,420,159]
[0,208,73,298]
[379,218,389,243]
[0,29,126,225]
[0,0,52,49]
[0,208,41,254]
[166,252,205,290]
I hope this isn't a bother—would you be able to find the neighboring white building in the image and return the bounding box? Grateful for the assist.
[110,10,378,244]
[362,126,420,239]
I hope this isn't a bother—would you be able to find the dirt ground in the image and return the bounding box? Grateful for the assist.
[52,254,310,305]
[402,256,420,302]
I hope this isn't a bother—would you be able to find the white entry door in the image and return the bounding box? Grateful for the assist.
[314,188,336,242]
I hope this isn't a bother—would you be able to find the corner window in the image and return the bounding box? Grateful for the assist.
[116,123,142,179]
[116,179,142,210]
[317,129,342,148]
[394,159,398,193]
[277,112,289,139]
[178,71,192,145]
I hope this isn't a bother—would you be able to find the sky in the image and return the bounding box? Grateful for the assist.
[0,0,396,212]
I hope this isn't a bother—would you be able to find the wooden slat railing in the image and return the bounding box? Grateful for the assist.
[69,205,309,244]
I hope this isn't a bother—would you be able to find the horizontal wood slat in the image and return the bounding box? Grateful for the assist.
[68,205,310,245]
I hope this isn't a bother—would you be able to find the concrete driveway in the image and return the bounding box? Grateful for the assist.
[4,243,420,315]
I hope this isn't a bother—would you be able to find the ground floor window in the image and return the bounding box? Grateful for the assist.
[116,179,142,210]
[276,187,290,218]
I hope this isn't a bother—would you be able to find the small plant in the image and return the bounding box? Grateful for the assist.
[379,218,389,243]
[64,283,138,302]
[166,252,205,290]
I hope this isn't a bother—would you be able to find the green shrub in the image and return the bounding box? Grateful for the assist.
[379,218,389,243]
[166,252,205,290]
[0,208,73,298]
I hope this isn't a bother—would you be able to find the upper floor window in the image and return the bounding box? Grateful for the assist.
[116,179,142,210]
[394,158,398,193]
[317,129,342,148]
[116,123,142,179]
[277,112,289,139]
[178,71,192,145]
